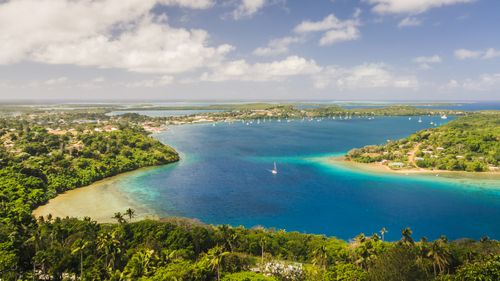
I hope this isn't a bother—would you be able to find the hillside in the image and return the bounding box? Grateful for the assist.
[346,112,500,172]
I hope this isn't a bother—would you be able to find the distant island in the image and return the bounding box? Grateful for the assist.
[344,112,500,174]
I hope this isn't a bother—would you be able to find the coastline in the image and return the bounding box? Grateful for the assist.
[33,168,160,223]
[321,156,500,181]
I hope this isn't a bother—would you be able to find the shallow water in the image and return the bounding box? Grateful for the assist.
[112,116,499,240]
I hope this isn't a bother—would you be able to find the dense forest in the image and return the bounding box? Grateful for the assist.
[0,116,179,225]
[1,109,499,280]
[1,216,499,280]
[346,112,500,172]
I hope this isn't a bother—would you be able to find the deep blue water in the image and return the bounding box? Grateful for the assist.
[115,116,500,241]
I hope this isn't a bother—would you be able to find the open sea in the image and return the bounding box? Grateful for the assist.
[108,114,500,241]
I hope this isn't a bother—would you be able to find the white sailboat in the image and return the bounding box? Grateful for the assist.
[418,117,422,123]
[271,162,278,175]
[441,114,448,119]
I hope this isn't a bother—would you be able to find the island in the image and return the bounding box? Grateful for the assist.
[344,111,500,175]
[0,104,499,281]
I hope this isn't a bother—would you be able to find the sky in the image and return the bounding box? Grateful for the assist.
[0,0,499,101]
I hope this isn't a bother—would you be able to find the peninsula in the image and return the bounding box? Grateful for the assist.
[343,111,500,174]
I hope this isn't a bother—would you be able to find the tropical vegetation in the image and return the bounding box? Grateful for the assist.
[347,112,500,172]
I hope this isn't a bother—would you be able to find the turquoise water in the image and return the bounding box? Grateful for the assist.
[114,116,500,241]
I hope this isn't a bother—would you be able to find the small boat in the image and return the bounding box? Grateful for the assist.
[441,115,448,119]
[418,118,422,123]
[271,162,278,175]
[408,117,412,120]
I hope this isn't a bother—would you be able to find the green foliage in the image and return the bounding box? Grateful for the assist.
[222,271,278,281]
[0,119,179,223]
[347,113,500,172]
[453,255,500,281]
[1,110,499,280]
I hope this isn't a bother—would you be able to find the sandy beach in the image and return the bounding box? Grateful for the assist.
[322,156,500,181]
[33,170,159,223]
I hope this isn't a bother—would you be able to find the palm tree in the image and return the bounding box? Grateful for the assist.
[113,212,125,224]
[312,245,329,270]
[97,231,121,272]
[401,227,414,245]
[217,225,237,252]
[427,241,450,276]
[380,227,388,241]
[259,237,266,266]
[206,245,229,281]
[25,228,43,281]
[354,233,366,244]
[71,239,89,280]
[125,208,136,222]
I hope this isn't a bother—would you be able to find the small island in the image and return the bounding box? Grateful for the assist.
[344,112,500,174]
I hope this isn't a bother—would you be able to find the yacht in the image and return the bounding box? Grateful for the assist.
[271,162,278,175]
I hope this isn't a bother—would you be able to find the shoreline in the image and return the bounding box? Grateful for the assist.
[323,156,500,181]
[33,168,161,223]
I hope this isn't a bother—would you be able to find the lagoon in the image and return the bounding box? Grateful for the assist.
[97,116,500,241]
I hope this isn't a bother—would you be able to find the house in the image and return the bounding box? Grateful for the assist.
[389,162,405,168]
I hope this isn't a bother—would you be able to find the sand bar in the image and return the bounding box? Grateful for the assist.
[33,169,158,223]
[320,156,500,183]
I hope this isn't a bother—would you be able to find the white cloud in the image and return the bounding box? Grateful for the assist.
[454,49,482,60]
[160,0,214,9]
[201,56,322,82]
[231,0,267,20]
[125,75,174,88]
[442,73,500,91]
[0,0,229,74]
[454,48,500,60]
[253,36,302,56]
[413,55,442,69]
[484,48,500,59]
[319,26,360,46]
[294,13,361,46]
[313,63,418,90]
[44,76,69,86]
[366,0,474,15]
[398,16,422,28]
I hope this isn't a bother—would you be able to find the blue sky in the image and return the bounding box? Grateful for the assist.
[0,0,499,101]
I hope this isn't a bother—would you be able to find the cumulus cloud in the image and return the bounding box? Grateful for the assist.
[200,56,322,82]
[413,55,442,69]
[125,75,174,88]
[294,12,361,46]
[0,0,230,74]
[366,0,474,15]
[442,73,500,91]
[398,16,422,28]
[454,48,500,60]
[313,63,418,90]
[231,0,267,20]
[253,36,302,56]
[44,77,69,86]
[160,0,214,9]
